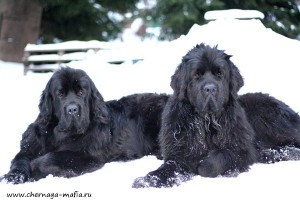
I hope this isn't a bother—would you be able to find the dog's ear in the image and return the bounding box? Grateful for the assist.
[171,44,205,100]
[171,62,190,100]
[89,81,110,124]
[38,78,53,124]
[226,56,244,98]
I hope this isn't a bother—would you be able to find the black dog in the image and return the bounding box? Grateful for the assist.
[133,43,300,188]
[1,67,168,184]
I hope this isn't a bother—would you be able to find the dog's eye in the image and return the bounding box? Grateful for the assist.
[57,90,65,98]
[193,72,201,79]
[215,69,224,77]
[78,89,85,97]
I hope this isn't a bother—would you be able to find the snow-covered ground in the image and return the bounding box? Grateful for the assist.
[1,18,300,200]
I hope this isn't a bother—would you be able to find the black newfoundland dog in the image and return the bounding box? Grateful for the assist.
[133,43,300,188]
[1,67,168,184]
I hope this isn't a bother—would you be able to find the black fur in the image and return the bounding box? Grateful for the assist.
[240,93,300,162]
[1,67,168,184]
[133,43,300,188]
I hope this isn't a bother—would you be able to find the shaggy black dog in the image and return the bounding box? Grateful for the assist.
[133,43,300,188]
[0,67,168,184]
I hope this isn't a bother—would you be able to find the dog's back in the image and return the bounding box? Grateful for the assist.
[239,92,300,162]
[106,93,169,160]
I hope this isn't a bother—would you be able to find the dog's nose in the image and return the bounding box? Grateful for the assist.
[203,83,217,94]
[66,104,79,115]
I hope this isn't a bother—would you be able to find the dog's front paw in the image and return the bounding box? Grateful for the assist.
[197,158,222,178]
[132,171,191,188]
[1,171,29,184]
[132,175,162,188]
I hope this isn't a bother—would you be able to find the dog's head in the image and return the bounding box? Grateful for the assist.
[171,43,244,115]
[38,67,110,135]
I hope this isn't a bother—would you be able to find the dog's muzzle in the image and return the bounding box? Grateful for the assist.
[202,83,219,113]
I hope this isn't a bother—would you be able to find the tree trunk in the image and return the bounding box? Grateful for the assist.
[0,0,42,62]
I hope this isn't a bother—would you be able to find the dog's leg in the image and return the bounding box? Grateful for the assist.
[1,124,44,184]
[132,160,192,188]
[30,151,103,181]
[1,156,32,184]
[197,148,254,177]
[259,146,300,163]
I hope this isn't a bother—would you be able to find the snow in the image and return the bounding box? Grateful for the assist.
[25,40,112,52]
[27,52,87,62]
[1,17,300,200]
[204,9,264,20]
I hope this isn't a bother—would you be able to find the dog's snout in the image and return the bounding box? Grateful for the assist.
[203,83,217,94]
[66,104,79,115]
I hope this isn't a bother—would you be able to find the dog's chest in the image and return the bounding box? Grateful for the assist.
[186,118,225,153]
